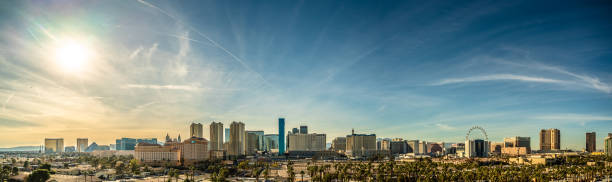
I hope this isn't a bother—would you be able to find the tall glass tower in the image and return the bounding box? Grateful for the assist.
[224,128,230,143]
[278,118,285,155]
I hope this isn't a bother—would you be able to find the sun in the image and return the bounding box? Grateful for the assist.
[54,39,92,73]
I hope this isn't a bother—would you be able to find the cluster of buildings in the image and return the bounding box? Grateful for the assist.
[42,119,612,166]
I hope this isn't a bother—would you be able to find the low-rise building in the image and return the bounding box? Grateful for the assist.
[501,147,529,156]
[134,143,180,166]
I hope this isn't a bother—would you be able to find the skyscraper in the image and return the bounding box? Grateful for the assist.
[45,138,64,153]
[225,128,230,143]
[346,131,377,158]
[278,118,285,155]
[246,130,265,151]
[406,140,419,154]
[229,121,245,156]
[540,128,561,151]
[332,137,346,152]
[586,132,596,153]
[246,132,260,155]
[210,122,224,151]
[299,125,308,134]
[605,135,612,157]
[190,123,203,138]
[77,138,88,152]
[466,139,489,158]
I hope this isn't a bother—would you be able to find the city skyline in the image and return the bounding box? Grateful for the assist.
[0,0,611,149]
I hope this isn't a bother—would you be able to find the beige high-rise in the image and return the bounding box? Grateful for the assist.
[209,122,224,151]
[540,128,560,151]
[332,137,346,152]
[229,121,245,156]
[190,123,203,138]
[287,133,326,152]
[77,138,88,152]
[44,138,64,153]
[345,133,377,158]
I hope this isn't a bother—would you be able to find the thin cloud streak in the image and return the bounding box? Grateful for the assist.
[123,84,200,91]
[490,59,612,93]
[432,74,568,86]
[533,114,612,121]
[136,0,271,87]
[2,94,14,113]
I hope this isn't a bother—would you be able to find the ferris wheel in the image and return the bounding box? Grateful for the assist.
[465,126,488,141]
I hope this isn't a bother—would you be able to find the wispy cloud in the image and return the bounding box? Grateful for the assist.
[123,84,200,91]
[533,64,611,93]
[435,123,456,130]
[432,74,568,86]
[489,58,612,93]
[2,94,14,113]
[129,47,143,60]
[532,114,612,121]
[136,0,270,86]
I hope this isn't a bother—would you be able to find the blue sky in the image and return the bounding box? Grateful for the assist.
[0,0,611,150]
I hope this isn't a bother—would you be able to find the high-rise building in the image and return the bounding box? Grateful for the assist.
[116,138,158,150]
[390,139,407,154]
[190,123,204,138]
[263,134,279,152]
[540,129,561,151]
[332,137,346,152]
[246,130,264,151]
[44,138,64,153]
[586,132,596,153]
[418,141,428,154]
[299,125,308,134]
[345,131,377,158]
[278,118,285,155]
[287,133,326,152]
[246,132,259,155]
[77,138,88,152]
[182,137,209,165]
[466,139,489,158]
[225,128,230,143]
[406,140,419,154]
[229,121,245,156]
[210,122,224,151]
[504,136,531,154]
[605,136,612,157]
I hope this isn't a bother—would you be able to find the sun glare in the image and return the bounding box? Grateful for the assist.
[54,39,92,73]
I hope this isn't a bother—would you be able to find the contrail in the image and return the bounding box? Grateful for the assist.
[136,0,271,86]
[3,93,14,113]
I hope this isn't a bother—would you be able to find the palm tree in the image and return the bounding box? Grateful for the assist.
[287,165,296,182]
[168,169,176,182]
[300,170,305,182]
[263,165,270,181]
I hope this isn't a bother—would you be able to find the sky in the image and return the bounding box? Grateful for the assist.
[0,0,611,150]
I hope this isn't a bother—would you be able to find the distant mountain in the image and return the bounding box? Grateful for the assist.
[0,146,40,152]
